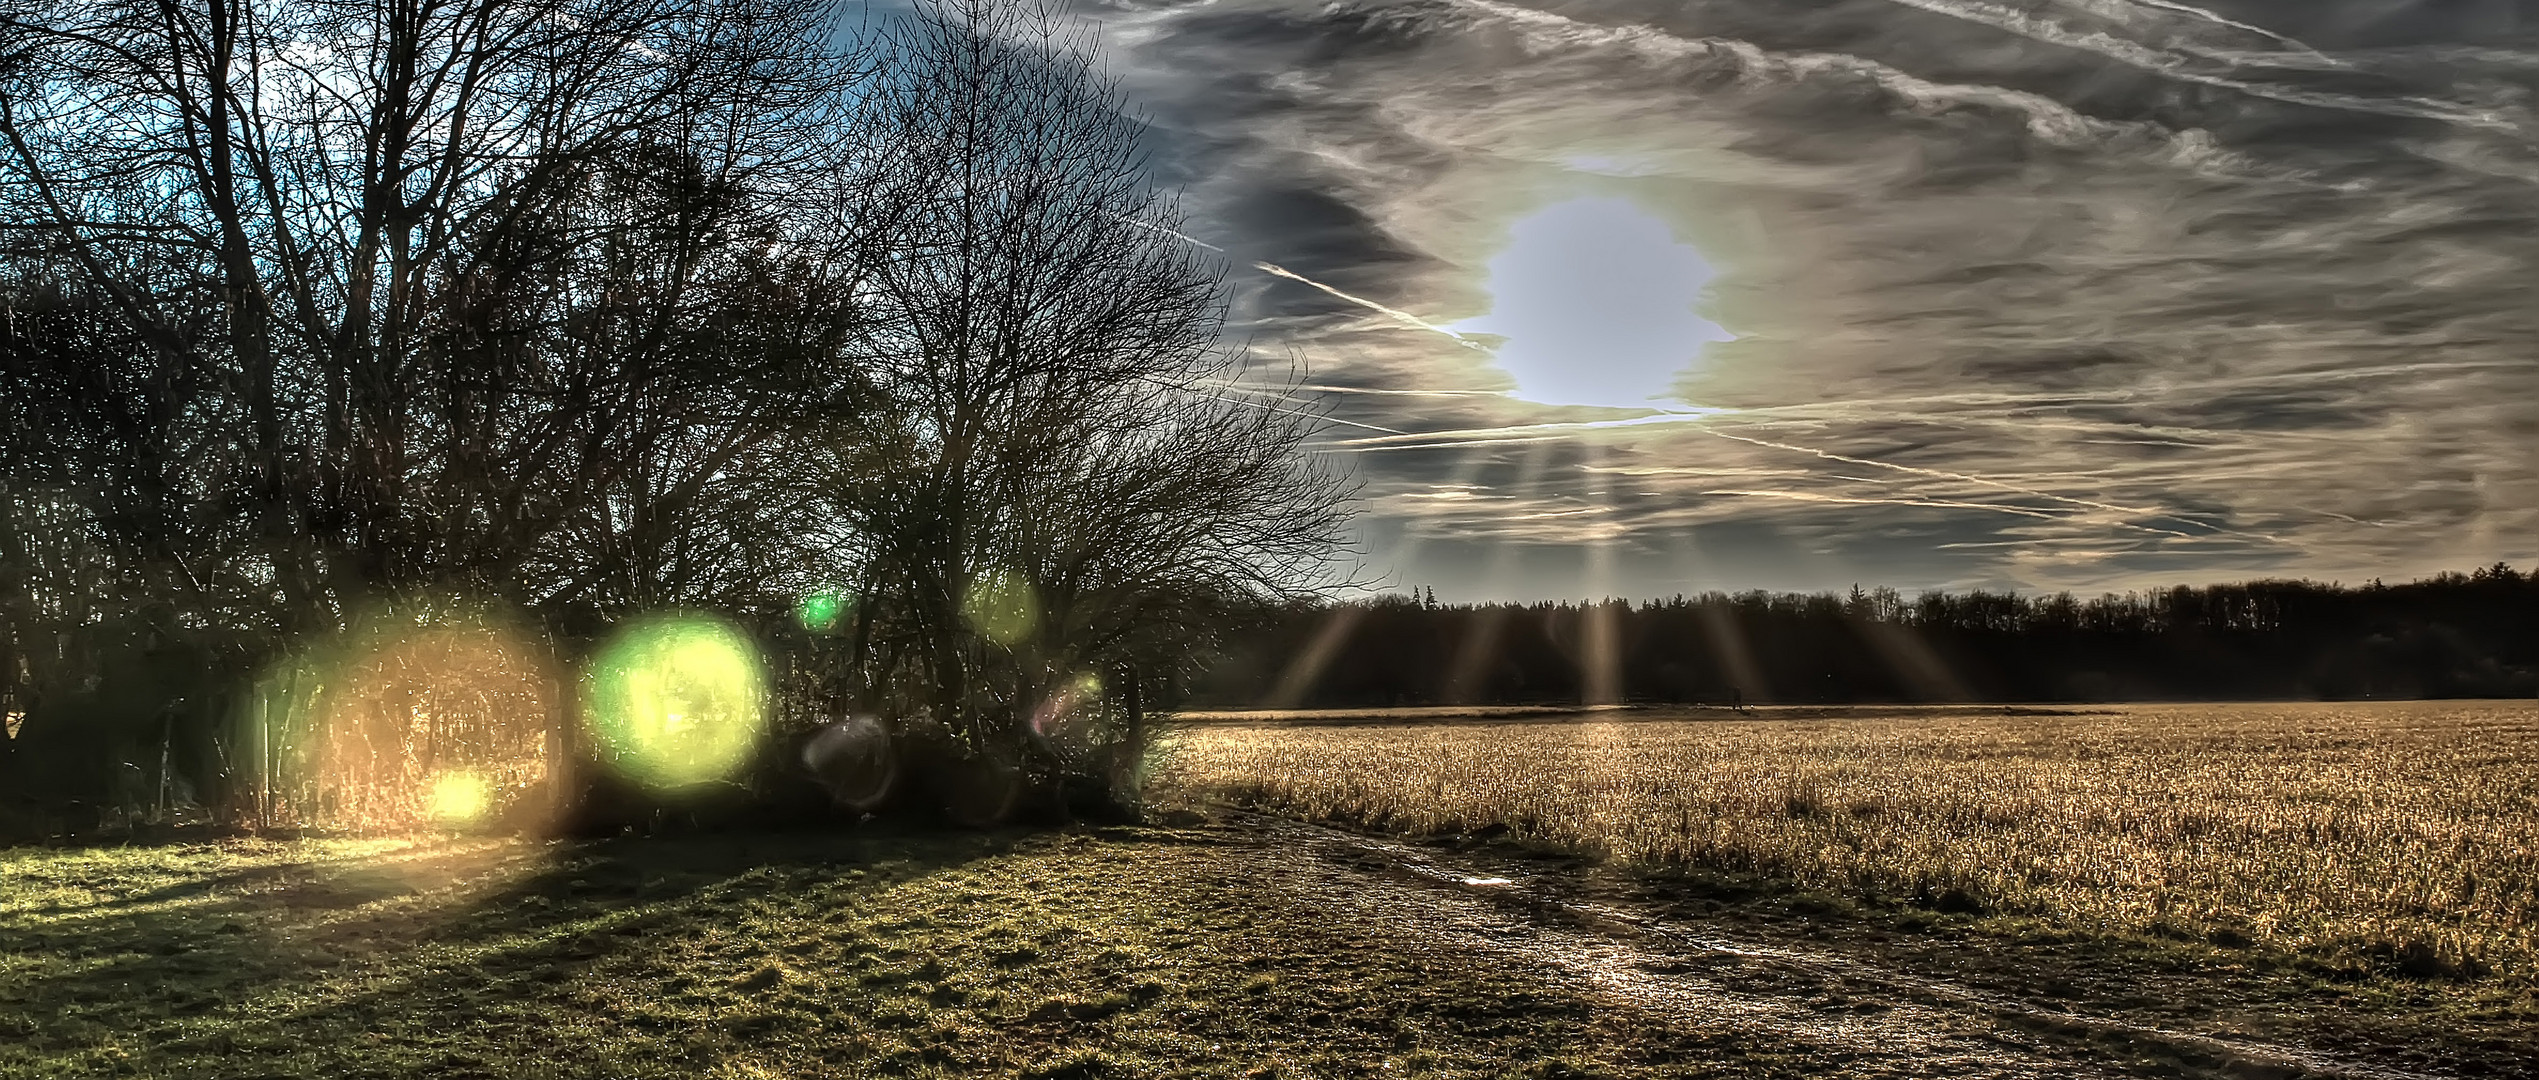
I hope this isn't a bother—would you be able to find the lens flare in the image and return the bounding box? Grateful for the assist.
[964,570,1038,647]
[583,615,769,792]
[798,589,848,633]
[1029,671,1107,736]
[236,621,557,832]
[803,714,897,812]
[425,770,493,827]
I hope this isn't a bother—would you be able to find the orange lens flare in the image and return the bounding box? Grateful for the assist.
[247,622,559,832]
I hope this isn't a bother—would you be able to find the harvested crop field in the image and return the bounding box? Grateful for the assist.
[9,701,2535,1080]
[13,817,2531,1080]
[1164,701,2539,978]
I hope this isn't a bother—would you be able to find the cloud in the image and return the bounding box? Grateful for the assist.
[1078,0,2539,598]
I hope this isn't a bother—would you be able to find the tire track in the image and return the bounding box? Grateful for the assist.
[1226,812,2456,1080]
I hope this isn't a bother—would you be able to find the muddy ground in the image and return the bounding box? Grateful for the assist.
[1,813,2524,1078]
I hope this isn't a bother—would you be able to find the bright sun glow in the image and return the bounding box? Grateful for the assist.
[425,770,492,827]
[583,615,769,792]
[1454,197,1732,409]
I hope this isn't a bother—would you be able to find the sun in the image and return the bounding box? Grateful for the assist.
[1454,197,1732,410]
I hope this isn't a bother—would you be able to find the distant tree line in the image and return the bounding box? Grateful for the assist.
[1188,565,2539,707]
[0,0,1348,833]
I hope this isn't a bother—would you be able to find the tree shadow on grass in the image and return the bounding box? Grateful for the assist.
[0,824,1028,1071]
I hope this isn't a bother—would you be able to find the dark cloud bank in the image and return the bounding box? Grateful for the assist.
[1075,0,2539,601]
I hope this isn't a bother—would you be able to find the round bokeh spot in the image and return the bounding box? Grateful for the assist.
[583,614,769,792]
[963,569,1038,647]
[798,588,848,633]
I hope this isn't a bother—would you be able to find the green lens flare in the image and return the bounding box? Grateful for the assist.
[798,589,847,632]
[583,615,769,792]
[964,570,1038,647]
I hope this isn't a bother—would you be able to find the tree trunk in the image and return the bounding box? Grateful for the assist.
[1115,662,1144,806]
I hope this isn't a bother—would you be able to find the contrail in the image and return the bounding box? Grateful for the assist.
[1705,429,2174,519]
[1112,213,1226,252]
[1125,203,2304,549]
[1879,0,2508,130]
[1288,383,1508,398]
[1133,371,1408,435]
[1703,489,2061,520]
[1937,538,2143,550]
[1192,377,1344,413]
[1327,408,2290,544]
[1700,427,2289,544]
[2303,508,2393,528]
[1253,262,1494,353]
[1313,435,1566,454]
[1712,358,2533,425]
[1177,383,1407,436]
[1202,379,1505,399]
[1333,411,1720,448]
[2127,0,2332,58]
[1119,212,1491,353]
[1704,489,2209,540]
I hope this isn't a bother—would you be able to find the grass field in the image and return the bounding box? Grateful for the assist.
[8,701,2535,1079]
[2,828,1740,1079]
[1164,700,2539,979]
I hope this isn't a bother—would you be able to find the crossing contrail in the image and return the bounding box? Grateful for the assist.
[1253,262,1493,353]
[1702,489,2209,540]
[1700,427,2290,545]
[1119,212,1491,352]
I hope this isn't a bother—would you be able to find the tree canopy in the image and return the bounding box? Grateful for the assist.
[0,0,1353,832]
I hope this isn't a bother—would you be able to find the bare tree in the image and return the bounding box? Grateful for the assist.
[0,0,866,626]
[0,0,1354,830]
[824,0,1353,803]
[0,0,878,824]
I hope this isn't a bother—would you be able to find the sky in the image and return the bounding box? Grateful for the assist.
[1069,0,2539,602]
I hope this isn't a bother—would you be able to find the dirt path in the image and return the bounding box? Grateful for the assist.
[4,821,2493,1078]
[1218,812,2457,1080]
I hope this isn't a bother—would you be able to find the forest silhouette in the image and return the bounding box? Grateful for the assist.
[1189,565,2539,707]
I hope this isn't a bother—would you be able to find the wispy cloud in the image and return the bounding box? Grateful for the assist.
[1084,0,2539,598]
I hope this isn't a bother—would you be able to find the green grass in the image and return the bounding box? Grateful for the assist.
[0,827,1758,1079]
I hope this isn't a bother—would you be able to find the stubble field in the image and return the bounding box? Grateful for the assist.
[1164,701,2539,978]
[8,700,2536,1079]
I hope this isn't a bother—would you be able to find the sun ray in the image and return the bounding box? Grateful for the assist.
[1436,440,1559,703]
[1263,606,1364,710]
[1439,601,1509,704]
[1667,532,1771,705]
[1580,441,1626,706]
